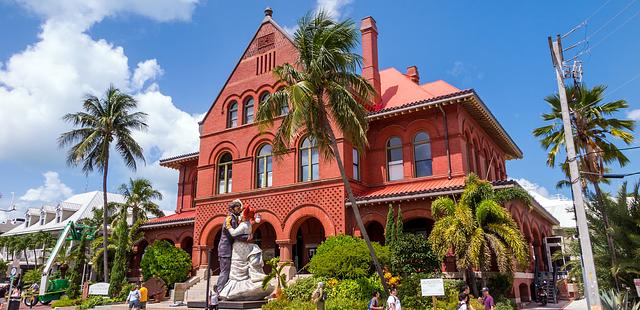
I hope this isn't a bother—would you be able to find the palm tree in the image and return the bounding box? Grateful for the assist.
[533,84,635,288]
[58,85,148,282]
[262,257,291,299]
[255,11,386,290]
[115,178,163,225]
[15,235,30,267]
[429,174,529,291]
[39,232,57,263]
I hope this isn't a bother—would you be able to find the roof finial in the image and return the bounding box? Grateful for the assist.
[264,7,273,17]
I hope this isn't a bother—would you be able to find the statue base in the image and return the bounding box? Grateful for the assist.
[219,300,268,309]
[187,300,267,309]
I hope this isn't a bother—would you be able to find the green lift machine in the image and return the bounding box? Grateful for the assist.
[24,221,96,306]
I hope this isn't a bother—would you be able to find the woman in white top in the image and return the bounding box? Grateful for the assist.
[387,288,401,310]
[218,206,274,300]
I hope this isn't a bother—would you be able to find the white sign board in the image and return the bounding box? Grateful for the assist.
[420,278,445,297]
[634,279,640,297]
[89,282,110,296]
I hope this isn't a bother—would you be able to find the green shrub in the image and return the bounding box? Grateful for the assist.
[494,297,516,310]
[485,273,514,299]
[326,297,369,309]
[262,298,315,310]
[78,296,112,310]
[308,235,389,279]
[284,276,325,301]
[330,276,383,301]
[117,283,136,302]
[140,240,191,287]
[391,233,440,276]
[21,268,43,287]
[51,296,81,307]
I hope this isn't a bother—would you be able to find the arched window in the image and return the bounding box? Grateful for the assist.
[256,144,273,188]
[413,132,432,177]
[386,137,403,181]
[352,148,360,181]
[227,101,238,128]
[217,153,233,194]
[465,137,473,173]
[300,137,319,182]
[243,97,254,124]
[276,86,289,115]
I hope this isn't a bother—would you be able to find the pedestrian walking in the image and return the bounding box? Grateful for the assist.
[457,292,469,310]
[386,288,401,310]
[209,285,219,310]
[137,282,148,309]
[478,287,494,310]
[126,285,140,310]
[368,290,383,310]
[311,282,326,310]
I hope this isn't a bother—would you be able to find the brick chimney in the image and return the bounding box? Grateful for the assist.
[360,16,381,107]
[406,66,419,84]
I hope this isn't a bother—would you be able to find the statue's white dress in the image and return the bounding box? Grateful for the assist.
[219,221,274,300]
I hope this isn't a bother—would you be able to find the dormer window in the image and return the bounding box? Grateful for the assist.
[55,207,62,223]
[25,211,30,227]
[39,209,45,225]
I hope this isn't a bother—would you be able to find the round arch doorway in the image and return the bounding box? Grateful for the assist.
[293,217,325,272]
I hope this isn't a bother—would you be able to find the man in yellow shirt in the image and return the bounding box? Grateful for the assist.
[138,282,148,309]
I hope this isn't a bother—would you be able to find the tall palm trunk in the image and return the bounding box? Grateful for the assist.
[32,248,38,268]
[102,153,110,282]
[323,121,389,292]
[23,249,29,267]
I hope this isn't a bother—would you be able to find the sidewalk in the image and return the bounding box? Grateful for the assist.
[522,299,586,309]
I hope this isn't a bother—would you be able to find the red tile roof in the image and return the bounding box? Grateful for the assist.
[144,210,195,225]
[379,68,460,110]
[355,178,516,202]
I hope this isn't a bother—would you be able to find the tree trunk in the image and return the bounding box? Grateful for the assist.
[324,125,389,293]
[32,248,38,268]
[23,249,29,267]
[467,267,479,297]
[102,155,110,283]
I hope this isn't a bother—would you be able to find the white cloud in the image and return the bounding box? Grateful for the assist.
[15,0,198,30]
[628,109,640,121]
[132,59,163,91]
[447,61,484,84]
[316,0,353,20]
[19,171,73,202]
[1,1,203,214]
[512,178,576,228]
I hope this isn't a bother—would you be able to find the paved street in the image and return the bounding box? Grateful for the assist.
[524,299,586,309]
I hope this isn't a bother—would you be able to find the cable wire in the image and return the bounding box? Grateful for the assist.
[588,0,639,40]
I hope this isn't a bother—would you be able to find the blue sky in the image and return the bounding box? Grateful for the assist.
[0,0,639,217]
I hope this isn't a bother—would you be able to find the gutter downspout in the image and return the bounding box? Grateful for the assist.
[439,104,452,179]
[180,165,186,212]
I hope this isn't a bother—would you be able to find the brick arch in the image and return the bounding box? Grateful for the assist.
[245,132,276,157]
[401,206,433,222]
[155,233,178,244]
[405,119,441,139]
[255,83,278,97]
[207,141,240,164]
[361,210,386,227]
[198,215,226,246]
[176,230,193,243]
[284,204,336,240]
[237,88,257,103]
[220,95,241,115]
[254,209,286,240]
[370,124,405,146]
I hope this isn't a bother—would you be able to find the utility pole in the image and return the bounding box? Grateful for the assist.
[548,35,601,310]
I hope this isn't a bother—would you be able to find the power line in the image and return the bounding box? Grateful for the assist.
[589,7,640,50]
[588,0,639,40]
[579,145,640,158]
[563,0,613,38]
[606,72,640,97]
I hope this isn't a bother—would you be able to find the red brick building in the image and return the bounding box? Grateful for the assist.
[140,9,558,303]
